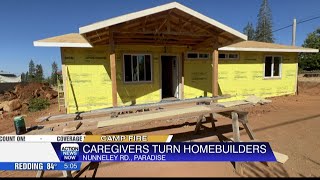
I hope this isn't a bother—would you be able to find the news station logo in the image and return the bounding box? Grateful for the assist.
[60,143,79,161]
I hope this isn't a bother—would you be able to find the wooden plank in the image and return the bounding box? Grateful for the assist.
[62,171,72,177]
[192,37,215,50]
[110,53,117,107]
[97,106,211,128]
[66,66,79,112]
[19,105,241,135]
[36,170,44,178]
[109,28,117,107]
[231,112,243,175]
[97,105,237,128]
[37,95,231,122]
[231,112,240,142]
[216,100,251,108]
[273,151,289,164]
[212,50,219,97]
[63,121,83,133]
[228,138,288,164]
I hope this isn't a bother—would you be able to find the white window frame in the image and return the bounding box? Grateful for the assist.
[186,52,210,60]
[123,53,153,83]
[219,52,239,60]
[264,55,282,79]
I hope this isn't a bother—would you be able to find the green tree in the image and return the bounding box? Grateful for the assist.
[25,71,29,82]
[35,64,44,82]
[299,28,320,70]
[28,60,35,82]
[50,61,58,85]
[243,22,255,40]
[21,72,26,82]
[255,0,274,43]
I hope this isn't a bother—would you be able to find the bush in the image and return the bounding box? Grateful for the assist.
[28,98,50,112]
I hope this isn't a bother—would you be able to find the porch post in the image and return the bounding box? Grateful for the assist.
[181,52,185,100]
[110,30,118,107]
[212,49,219,97]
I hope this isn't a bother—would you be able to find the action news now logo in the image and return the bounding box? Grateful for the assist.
[60,143,79,161]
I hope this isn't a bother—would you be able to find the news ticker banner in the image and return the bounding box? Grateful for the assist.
[0,135,276,171]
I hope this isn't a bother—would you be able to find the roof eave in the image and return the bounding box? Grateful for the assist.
[33,41,92,48]
[218,47,319,53]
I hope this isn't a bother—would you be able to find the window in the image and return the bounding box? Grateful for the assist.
[219,53,239,60]
[228,53,239,59]
[124,54,152,82]
[264,56,282,78]
[199,53,209,59]
[186,52,210,59]
[187,53,198,59]
[219,53,226,59]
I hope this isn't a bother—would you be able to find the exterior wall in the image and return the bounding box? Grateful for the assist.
[218,51,298,102]
[61,46,298,114]
[184,59,212,98]
[61,45,213,113]
[61,47,112,113]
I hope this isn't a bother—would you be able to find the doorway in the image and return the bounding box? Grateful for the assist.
[161,55,179,100]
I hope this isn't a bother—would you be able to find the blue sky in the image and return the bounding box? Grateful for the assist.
[0,0,319,77]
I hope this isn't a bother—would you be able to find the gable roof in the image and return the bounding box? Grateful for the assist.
[79,2,247,42]
[219,41,319,53]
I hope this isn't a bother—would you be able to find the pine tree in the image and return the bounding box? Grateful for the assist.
[50,61,58,85]
[21,73,26,82]
[28,60,35,82]
[255,0,274,43]
[35,64,44,82]
[243,22,255,40]
[25,71,29,82]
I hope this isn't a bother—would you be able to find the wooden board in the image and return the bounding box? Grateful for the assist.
[273,151,289,164]
[97,105,237,128]
[228,138,288,164]
[19,104,243,135]
[63,121,83,133]
[216,100,252,108]
[212,50,219,97]
[36,95,231,123]
[110,53,117,107]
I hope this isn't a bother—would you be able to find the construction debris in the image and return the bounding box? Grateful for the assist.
[63,121,83,133]
[216,100,251,108]
[245,95,272,105]
[217,95,272,108]
[273,151,289,164]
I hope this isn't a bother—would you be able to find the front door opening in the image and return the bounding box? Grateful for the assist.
[161,56,179,99]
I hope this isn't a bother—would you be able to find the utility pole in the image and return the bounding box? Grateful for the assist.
[292,18,297,46]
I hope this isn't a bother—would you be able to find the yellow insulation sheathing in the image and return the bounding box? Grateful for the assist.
[61,46,297,114]
[218,51,297,102]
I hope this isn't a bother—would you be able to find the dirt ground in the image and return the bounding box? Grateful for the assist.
[1,78,320,177]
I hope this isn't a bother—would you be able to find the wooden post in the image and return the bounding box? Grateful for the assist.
[231,112,240,142]
[181,52,185,100]
[110,29,117,107]
[231,112,243,175]
[194,115,205,134]
[212,50,219,97]
[209,113,217,131]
